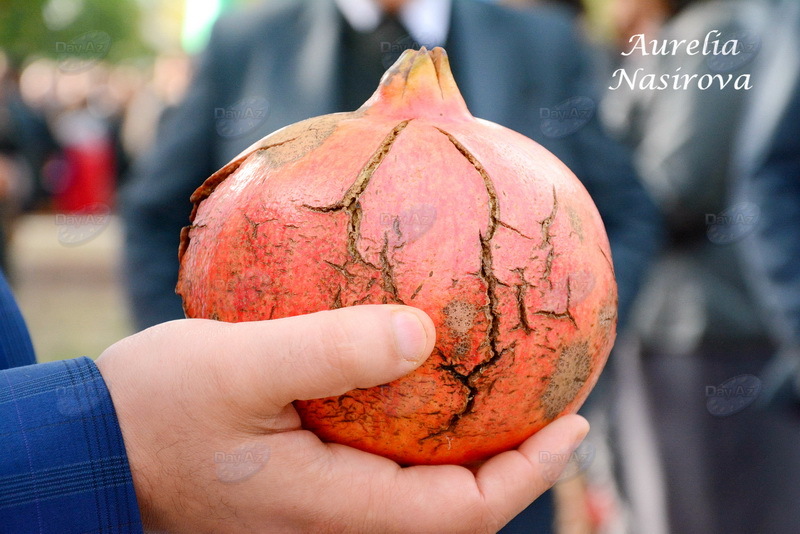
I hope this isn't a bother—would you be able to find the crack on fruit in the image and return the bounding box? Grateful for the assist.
[542,248,556,290]
[427,128,513,440]
[346,203,377,267]
[537,188,559,289]
[540,187,558,246]
[332,288,342,309]
[253,135,303,156]
[392,217,402,240]
[263,136,301,150]
[302,133,408,214]
[324,260,354,281]
[379,233,402,302]
[434,128,503,367]
[303,120,410,272]
[423,343,516,441]
[241,212,263,240]
[434,364,475,433]
[531,309,577,326]
[410,282,424,300]
[599,245,614,275]
[498,219,535,240]
[530,276,577,327]
[512,267,533,334]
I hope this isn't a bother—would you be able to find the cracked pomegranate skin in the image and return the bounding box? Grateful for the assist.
[176,48,617,465]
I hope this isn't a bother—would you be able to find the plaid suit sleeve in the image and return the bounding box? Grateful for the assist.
[0,272,36,370]
[0,357,144,533]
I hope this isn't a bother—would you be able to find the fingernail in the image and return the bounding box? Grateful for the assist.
[391,310,428,362]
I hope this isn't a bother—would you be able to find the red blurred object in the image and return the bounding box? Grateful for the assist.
[55,140,115,213]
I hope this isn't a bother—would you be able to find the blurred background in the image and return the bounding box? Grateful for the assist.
[1,0,240,360]
[2,0,799,533]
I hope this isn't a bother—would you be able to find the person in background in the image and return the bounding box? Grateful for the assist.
[0,267,589,533]
[0,52,57,277]
[729,3,800,530]
[732,0,800,408]
[603,0,800,532]
[117,53,192,179]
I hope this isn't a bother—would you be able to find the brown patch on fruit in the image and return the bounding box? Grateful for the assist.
[567,206,584,241]
[598,301,617,332]
[453,339,470,356]
[443,300,477,336]
[541,341,591,420]
[260,113,344,168]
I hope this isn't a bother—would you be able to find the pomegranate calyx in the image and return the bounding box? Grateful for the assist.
[360,47,472,121]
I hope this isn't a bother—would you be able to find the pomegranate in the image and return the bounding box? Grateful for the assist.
[177,47,617,465]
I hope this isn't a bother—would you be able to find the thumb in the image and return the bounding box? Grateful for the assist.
[219,305,436,411]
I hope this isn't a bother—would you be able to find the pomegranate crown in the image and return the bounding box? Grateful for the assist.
[360,47,472,121]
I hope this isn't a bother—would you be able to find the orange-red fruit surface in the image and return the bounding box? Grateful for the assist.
[177,47,617,465]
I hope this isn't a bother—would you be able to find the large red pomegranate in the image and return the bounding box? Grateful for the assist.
[177,47,616,465]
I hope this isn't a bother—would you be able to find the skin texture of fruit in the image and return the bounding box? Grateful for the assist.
[176,47,617,466]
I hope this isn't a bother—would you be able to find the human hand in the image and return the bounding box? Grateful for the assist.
[96,305,589,533]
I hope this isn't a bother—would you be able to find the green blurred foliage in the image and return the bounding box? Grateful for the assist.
[0,0,150,67]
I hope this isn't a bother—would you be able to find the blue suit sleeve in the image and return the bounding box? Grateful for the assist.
[0,271,36,370]
[0,357,143,533]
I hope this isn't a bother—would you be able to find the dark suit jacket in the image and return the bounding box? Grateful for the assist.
[732,2,800,350]
[121,0,662,331]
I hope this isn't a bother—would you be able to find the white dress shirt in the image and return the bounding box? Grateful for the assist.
[334,0,452,48]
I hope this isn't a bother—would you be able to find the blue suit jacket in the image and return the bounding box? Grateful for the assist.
[0,271,142,533]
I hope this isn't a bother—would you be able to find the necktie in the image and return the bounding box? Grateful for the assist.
[340,13,412,112]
